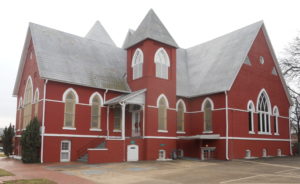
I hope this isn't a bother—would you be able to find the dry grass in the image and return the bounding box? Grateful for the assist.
[3,179,56,184]
[0,168,14,177]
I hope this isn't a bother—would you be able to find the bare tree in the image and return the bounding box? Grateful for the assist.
[280,34,300,153]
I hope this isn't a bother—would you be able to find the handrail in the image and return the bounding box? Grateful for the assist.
[77,138,105,158]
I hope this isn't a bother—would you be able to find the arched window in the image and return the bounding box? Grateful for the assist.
[64,90,76,128]
[176,100,186,132]
[23,77,33,129]
[247,101,255,133]
[132,48,144,80]
[34,88,39,117]
[18,97,23,130]
[91,94,102,129]
[257,90,271,133]
[273,106,279,134]
[154,48,170,79]
[158,95,168,131]
[203,99,213,132]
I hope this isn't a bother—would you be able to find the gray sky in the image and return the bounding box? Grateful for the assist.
[0,0,300,128]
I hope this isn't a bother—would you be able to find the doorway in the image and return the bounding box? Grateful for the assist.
[60,140,71,162]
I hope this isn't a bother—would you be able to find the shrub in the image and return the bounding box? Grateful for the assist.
[2,124,15,156]
[21,117,41,163]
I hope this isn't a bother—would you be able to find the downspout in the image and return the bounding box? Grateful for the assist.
[120,102,126,162]
[40,79,48,163]
[289,106,292,155]
[225,91,229,160]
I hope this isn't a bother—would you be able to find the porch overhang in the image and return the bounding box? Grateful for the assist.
[178,134,220,140]
[104,89,146,105]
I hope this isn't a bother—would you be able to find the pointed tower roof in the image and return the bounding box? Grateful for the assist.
[123,9,178,49]
[85,21,116,46]
[122,29,135,48]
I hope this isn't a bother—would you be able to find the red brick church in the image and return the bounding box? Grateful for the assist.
[13,10,292,163]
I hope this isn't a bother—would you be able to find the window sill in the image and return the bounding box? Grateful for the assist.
[176,131,186,134]
[113,129,121,132]
[90,128,102,132]
[158,130,168,133]
[63,127,76,130]
[274,133,280,136]
[258,131,271,135]
[202,131,213,134]
[248,131,255,134]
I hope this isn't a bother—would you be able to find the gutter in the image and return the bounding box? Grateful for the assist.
[40,79,48,163]
[225,91,229,160]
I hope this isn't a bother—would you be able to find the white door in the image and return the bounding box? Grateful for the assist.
[127,145,139,161]
[132,111,141,137]
[60,140,71,162]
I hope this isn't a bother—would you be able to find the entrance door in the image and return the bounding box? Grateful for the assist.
[60,140,71,162]
[132,111,141,137]
[127,145,139,161]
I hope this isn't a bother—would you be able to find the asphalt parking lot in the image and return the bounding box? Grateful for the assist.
[46,156,300,184]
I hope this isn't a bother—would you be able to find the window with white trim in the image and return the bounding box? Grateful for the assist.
[203,100,213,132]
[158,96,168,131]
[64,91,76,128]
[154,48,170,79]
[91,95,101,129]
[34,89,39,117]
[176,101,185,132]
[114,106,121,131]
[273,107,279,134]
[257,91,271,133]
[132,48,144,80]
[23,77,33,129]
[247,101,255,133]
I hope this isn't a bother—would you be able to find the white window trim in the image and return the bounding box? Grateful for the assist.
[156,94,169,108]
[113,129,122,132]
[247,100,255,133]
[256,89,272,134]
[132,48,144,80]
[62,127,76,130]
[201,98,214,111]
[89,92,104,106]
[62,88,79,104]
[176,131,186,134]
[154,47,170,79]
[176,99,186,132]
[60,140,71,162]
[273,106,279,135]
[158,130,168,133]
[89,128,102,132]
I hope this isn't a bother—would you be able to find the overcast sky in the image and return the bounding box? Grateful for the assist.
[0,0,300,128]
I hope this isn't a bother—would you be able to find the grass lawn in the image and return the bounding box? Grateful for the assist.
[3,179,56,184]
[0,168,14,177]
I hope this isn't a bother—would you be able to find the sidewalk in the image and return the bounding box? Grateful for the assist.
[0,157,95,184]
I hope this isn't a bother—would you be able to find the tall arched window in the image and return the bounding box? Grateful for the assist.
[158,95,168,131]
[247,101,255,133]
[90,94,102,129]
[64,90,76,128]
[23,77,33,129]
[34,88,39,117]
[273,106,279,134]
[203,99,213,132]
[19,98,23,130]
[257,90,271,133]
[132,48,144,80]
[176,100,185,132]
[154,48,170,79]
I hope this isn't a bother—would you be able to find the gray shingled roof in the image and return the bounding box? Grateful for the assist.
[177,21,264,97]
[85,21,116,46]
[123,9,178,49]
[13,23,130,96]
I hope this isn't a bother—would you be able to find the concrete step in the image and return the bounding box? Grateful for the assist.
[77,154,88,162]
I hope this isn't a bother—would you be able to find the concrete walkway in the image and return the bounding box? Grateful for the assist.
[0,157,95,184]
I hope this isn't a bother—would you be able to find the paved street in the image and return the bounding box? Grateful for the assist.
[1,156,300,183]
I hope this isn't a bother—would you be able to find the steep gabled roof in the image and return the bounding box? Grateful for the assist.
[85,21,116,46]
[13,23,130,96]
[123,9,178,49]
[177,21,264,97]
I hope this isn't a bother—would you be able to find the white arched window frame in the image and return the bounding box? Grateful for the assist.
[23,76,33,129]
[131,48,144,80]
[34,88,39,117]
[157,94,169,132]
[273,106,279,135]
[62,88,79,129]
[89,92,103,130]
[176,99,186,133]
[202,98,214,133]
[247,100,255,133]
[256,89,271,134]
[154,48,170,79]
